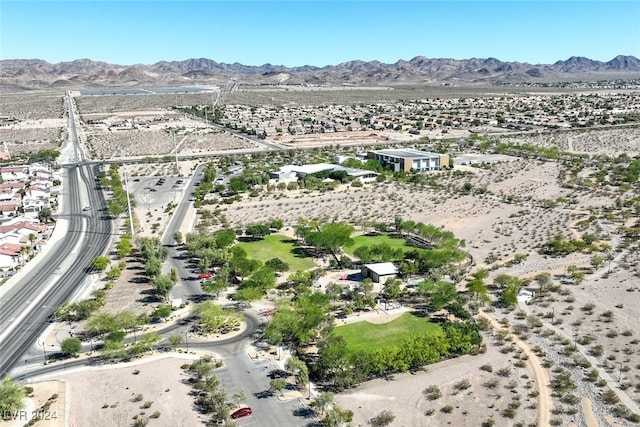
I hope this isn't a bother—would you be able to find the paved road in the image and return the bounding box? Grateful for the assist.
[0,95,112,378]
[4,94,314,426]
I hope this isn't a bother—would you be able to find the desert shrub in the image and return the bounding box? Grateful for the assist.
[423,385,442,401]
[497,367,511,377]
[483,379,499,389]
[561,394,579,405]
[440,405,453,414]
[454,379,471,391]
[603,389,620,404]
[502,407,517,418]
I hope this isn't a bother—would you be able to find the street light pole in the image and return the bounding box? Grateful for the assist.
[41,341,47,364]
[618,362,623,383]
[172,131,179,173]
[123,172,135,236]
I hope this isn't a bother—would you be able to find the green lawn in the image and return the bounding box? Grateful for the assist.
[335,312,442,353]
[344,233,411,257]
[237,234,316,272]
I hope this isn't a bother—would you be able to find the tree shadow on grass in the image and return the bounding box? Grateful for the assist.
[291,247,317,259]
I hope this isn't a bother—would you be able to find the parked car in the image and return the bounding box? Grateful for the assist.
[198,273,213,280]
[231,407,252,419]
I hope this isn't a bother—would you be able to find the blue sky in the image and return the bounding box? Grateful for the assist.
[1,1,638,66]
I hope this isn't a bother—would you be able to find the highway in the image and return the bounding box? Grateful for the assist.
[0,95,112,378]
[0,94,314,426]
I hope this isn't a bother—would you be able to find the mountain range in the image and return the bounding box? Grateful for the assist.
[1,55,639,90]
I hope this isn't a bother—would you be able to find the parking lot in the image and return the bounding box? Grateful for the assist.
[128,175,189,211]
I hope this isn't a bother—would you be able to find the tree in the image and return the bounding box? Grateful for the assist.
[0,381,25,414]
[324,405,354,427]
[168,335,184,350]
[190,357,214,380]
[202,277,228,296]
[232,391,247,407]
[145,257,162,278]
[37,206,52,223]
[306,221,354,265]
[228,177,248,193]
[245,223,271,240]
[116,235,132,258]
[312,391,334,416]
[152,305,173,319]
[466,276,490,304]
[91,255,110,271]
[371,410,395,427]
[269,379,287,396]
[394,216,403,236]
[591,254,604,269]
[173,231,183,245]
[269,219,284,230]
[431,282,457,311]
[534,272,551,296]
[382,278,402,303]
[265,258,289,272]
[285,356,309,389]
[61,337,82,356]
[153,274,175,301]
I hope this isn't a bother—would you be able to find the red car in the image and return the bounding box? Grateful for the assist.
[198,273,213,280]
[231,407,252,419]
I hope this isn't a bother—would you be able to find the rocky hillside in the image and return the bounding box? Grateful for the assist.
[1,55,639,90]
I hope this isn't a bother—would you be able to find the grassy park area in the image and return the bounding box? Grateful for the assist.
[344,233,411,255]
[236,234,316,272]
[334,312,442,353]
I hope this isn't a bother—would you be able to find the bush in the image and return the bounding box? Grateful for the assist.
[423,385,442,401]
[602,389,620,405]
[502,407,517,418]
[454,379,471,391]
[440,405,453,414]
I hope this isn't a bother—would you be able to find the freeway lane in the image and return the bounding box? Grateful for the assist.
[0,93,112,377]
[0,164,111,378]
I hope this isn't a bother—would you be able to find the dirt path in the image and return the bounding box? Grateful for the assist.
[582,397,599,427]
[479,312,552,427]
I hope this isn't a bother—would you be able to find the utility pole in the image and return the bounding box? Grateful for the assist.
[123,172,135,236]
[172,131,179,173]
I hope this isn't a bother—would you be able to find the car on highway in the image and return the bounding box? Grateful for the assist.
[82,206,91,211]
[231,407,252,419]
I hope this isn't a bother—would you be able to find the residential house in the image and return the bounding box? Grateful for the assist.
[0,203,17,220]
[0,242,22,269]
[1,166,28,182]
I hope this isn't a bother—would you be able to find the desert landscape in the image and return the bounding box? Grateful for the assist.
[1,85,639,427]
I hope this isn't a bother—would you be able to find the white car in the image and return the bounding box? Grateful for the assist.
[82,206,91,211]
